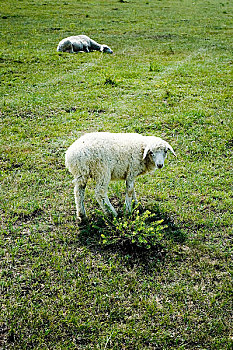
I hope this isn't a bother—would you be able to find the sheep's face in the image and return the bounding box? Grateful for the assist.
[57,40,72,52]
[57,44,63,52]
[143,141,176,169]
[101,45,113,54]
[150,148,168,169]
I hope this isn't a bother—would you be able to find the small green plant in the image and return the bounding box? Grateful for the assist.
[104,77,118,86]
[149,62,162,72]
[93,204,167,249]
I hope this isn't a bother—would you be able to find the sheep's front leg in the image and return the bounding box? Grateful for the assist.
[70,44,75,53]
[83,44,90,53]
[74,181,86,220]
[125,178,138,213]
[95,175,117,217]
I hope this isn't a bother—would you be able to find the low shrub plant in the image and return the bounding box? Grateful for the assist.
[92,204,167,249]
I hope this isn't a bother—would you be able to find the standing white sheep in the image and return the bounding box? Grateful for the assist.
[57,35,113,54]
[65,132,176,221]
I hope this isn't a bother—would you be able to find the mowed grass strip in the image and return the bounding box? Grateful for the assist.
[0,0,233,349]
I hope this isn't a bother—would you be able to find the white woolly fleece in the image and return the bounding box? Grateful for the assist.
[65,132,176,219]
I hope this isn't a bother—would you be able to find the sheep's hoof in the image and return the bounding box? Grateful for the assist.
[77,216,82,223]
[108,210,117,218]
[77,214,87,224]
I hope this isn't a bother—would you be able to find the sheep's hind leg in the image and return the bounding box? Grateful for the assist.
[74,181,87,221]
[95,176,117,217]
[83,44,90,53]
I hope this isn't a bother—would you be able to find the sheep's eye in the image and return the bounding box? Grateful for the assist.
[164,150,168,154]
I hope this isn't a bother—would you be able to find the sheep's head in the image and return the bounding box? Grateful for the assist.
[143,137,176,169]
[57,44,63,52]
[100,45,113,54]
[57,39,72,52]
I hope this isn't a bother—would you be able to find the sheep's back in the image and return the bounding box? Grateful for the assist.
[65,133,145,180]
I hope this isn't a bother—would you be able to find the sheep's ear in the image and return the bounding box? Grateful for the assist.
[143,146,150,160]
[167,144,177,157]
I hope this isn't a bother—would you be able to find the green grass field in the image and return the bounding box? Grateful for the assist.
[1,0,233,349]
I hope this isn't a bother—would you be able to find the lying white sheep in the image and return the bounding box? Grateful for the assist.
[65,132,176,220]
[57,35,113,54]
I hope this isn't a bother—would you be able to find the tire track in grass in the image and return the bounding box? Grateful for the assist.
[114,48,209,111]
[36,56,104,87]
[151,48,208,82]
[2,48,210,112]
[1,55,105,108]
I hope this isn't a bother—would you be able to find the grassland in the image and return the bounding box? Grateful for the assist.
[0,0,233,349]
